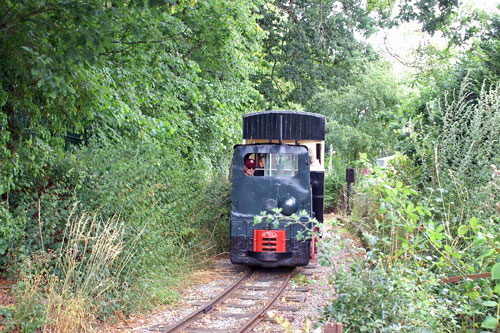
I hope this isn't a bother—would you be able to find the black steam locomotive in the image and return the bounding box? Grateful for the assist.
[229,111,326,267]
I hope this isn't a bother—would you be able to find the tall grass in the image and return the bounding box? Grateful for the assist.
[9,210,140,332]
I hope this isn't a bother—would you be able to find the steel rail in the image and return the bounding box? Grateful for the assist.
[236,268,294,333]
[162,268,254,333]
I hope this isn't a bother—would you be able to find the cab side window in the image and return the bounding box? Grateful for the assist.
[244,153,298,177]
[255,154,266,176]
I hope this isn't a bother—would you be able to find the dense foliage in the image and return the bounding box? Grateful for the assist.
[308,62,402,161]
[322,7,500,332]
[1,0,262,262]
[253,0,378,108]
[252,0,458,109]
[1,0,262,329]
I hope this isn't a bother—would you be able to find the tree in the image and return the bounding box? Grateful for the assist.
[0,0,264,266]
[252,0,459,109]
[307,62,402,160]
[254,0,378,108]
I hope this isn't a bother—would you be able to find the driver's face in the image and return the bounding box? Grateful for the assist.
[244,165,255,176]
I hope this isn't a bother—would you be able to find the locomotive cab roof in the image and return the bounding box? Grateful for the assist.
[242,111,326,172]
[243,110,326,142]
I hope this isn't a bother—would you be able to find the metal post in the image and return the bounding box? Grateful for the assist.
[279,115,283,145]
[346,182,351,214]
[345,167,355,215]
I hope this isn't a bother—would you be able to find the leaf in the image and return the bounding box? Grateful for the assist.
[408,213,419,222]
[47,90,57,99]
[444,245,453,253]
[479,249,496,259]
[492,263,500,279]
[481,316,498,329]
[466,291,480,299]
[409,189,418,195]
[494,283,500,295]
[457,225,469,236]
[470,217,478,228]
[474,236,485,246]
[464,280,474,292]
[482,301,498,307]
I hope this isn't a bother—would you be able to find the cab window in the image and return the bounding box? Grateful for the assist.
[262,153,298,177]
[244,153,299,177]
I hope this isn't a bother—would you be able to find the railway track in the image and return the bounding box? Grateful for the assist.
[154,267,294,333]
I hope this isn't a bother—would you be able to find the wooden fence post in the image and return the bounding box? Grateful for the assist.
[325,322,343,333]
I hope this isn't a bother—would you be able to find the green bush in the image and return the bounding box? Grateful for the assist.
[339,140,500,330]
[72,140,232,314]
[1,137,233,329]
[324,261,455,332]
[324,154,346,213]
[0,138,80,269]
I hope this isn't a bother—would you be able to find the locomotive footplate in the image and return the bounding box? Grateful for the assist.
[247,250,292,262]
[230,237,310,267]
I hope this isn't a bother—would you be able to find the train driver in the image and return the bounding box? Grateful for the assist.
[244,158,256,176]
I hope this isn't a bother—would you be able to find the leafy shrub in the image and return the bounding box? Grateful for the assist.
[411,79,500,225]
[1,137,233,329]
[347,154,431,261]
[0,138,81,269]
[324,261,455,332]
[437,80,500,188]
[324,173,343,213]
[70,140,232,313]
[324,153,347,213]
[341,150,500,330]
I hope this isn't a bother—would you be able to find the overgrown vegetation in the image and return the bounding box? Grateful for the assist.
[322,59,500,332]
[1,0,253,329]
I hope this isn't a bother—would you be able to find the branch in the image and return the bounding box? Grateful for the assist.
[274,2,298,22]
[112,39,168,45]
[1,4,58,29]
[383,33,421,69]
[184,45,200,59]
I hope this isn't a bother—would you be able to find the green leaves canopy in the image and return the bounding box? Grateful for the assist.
[254,0,378,108]
[307,63,402,160]
[0,0,264,266]
[0,0,263,160]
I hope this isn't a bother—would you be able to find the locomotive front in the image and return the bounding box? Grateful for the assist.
[229,111,326,267]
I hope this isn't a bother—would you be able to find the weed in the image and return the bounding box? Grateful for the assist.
[291,273,312,287]
[5,210,137,332]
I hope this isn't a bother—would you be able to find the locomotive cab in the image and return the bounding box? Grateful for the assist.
[229,111,326,267]
[230,144,312,266]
